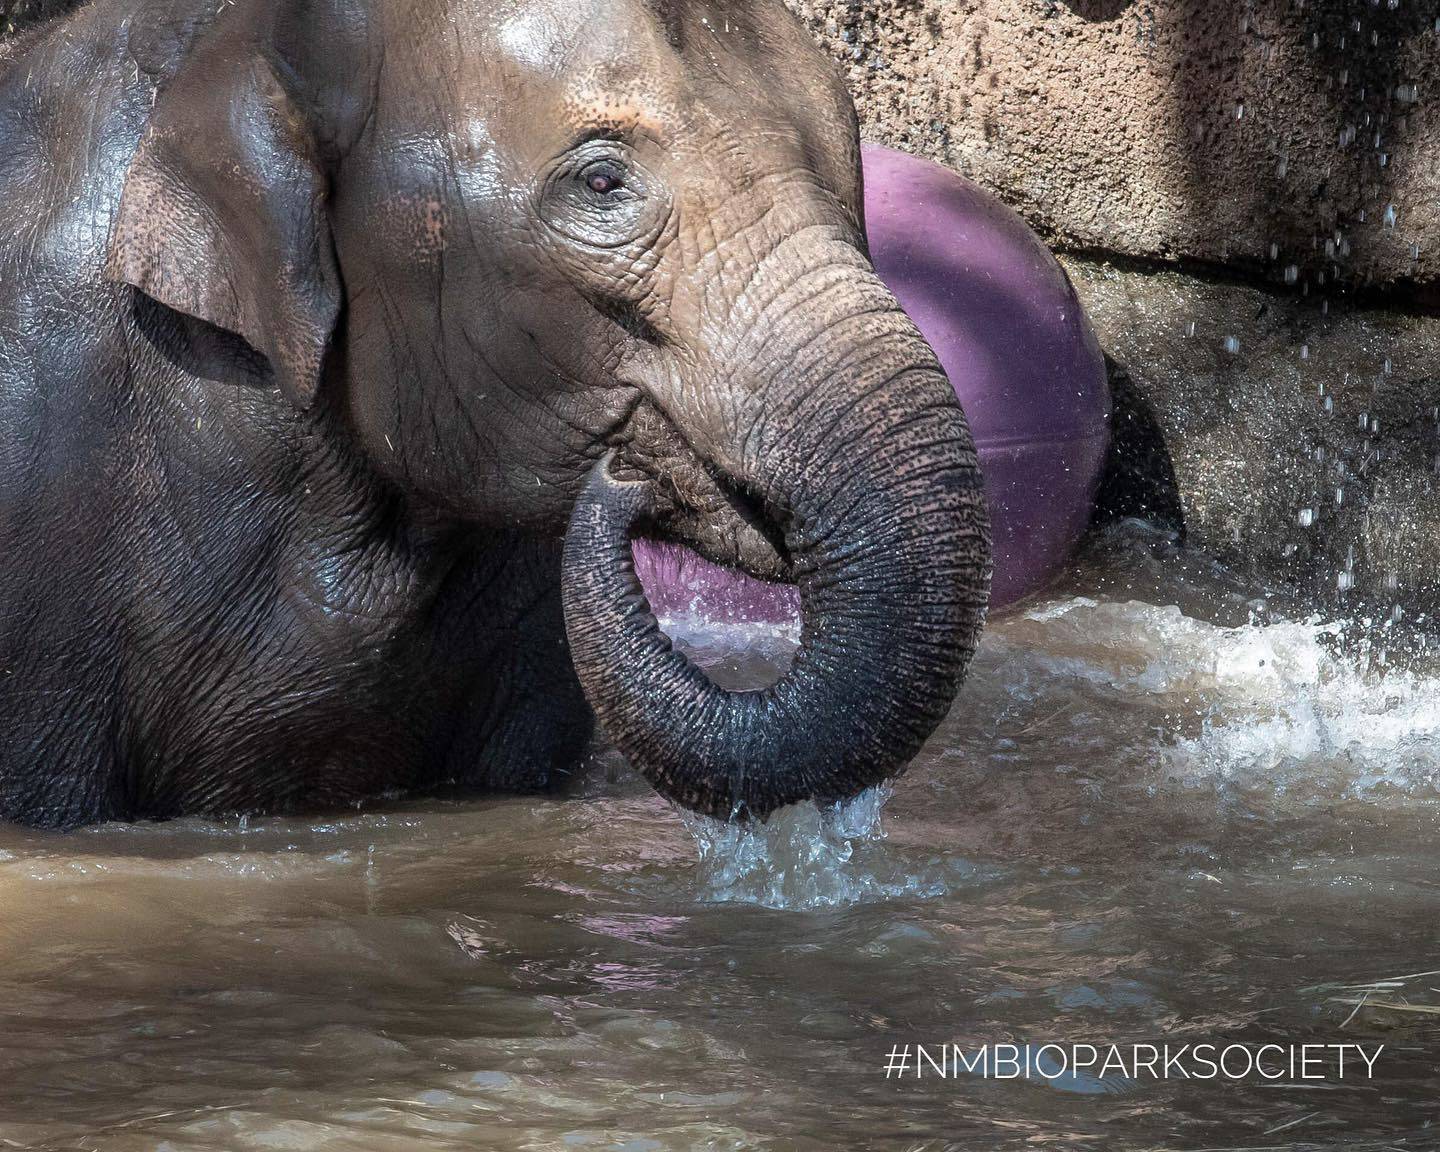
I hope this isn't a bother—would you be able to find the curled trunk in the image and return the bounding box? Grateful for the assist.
[563,249,991,821]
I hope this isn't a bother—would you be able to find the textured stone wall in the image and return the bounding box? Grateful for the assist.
[784,0,1440,617]
[785,0,1440,302]
[1066,255,1440,618]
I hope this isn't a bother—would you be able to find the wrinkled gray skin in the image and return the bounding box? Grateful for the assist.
[0,0,990,828]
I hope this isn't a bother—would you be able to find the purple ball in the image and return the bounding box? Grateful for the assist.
[635,144,1110,623]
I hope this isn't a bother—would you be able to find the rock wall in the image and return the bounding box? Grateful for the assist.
[786,0,1439,302]
[1066,256,1440,619]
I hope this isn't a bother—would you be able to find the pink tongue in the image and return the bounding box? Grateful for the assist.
[632,539,800,625]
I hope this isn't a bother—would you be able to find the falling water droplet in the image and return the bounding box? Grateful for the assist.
[1224,335,1241,355]
[1298,508,1315,528]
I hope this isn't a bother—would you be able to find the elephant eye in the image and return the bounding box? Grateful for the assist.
[587,171,621,195]
[541,149,656,247]
[580,160,627,200]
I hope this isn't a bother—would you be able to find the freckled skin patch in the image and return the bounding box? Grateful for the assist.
[421,198,448,253]
[368,192,448,260]
[563,91,673,145]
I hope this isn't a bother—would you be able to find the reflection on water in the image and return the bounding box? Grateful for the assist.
[2,526,1438,1150]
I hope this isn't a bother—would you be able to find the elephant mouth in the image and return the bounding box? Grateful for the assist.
[630,535,802,626]
[609,399,798,609]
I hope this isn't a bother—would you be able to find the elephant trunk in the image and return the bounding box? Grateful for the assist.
[561,241,991,820]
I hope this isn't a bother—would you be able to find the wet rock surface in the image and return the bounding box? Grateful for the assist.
[786,0,1439,301]
[1,0,71,36]
[1067,254,1440,622]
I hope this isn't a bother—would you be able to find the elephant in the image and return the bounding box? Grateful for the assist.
[0,0,991,828]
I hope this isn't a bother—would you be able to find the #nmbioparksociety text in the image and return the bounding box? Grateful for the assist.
[883,1043,1384,1082]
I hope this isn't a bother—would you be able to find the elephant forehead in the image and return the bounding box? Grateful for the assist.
[487,0,676,79]
[442,2,683,141]
[492,3,593,72]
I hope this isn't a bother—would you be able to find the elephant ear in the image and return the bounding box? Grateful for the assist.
[106,41,340,410]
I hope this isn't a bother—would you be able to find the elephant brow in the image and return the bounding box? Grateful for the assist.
[566,99,671,149]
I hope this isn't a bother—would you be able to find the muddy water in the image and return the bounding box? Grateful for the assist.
[2,529,1438,1151]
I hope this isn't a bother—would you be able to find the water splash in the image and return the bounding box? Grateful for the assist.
[1165,613,1440,794]
[680,787,979,910]
[656,611,799,661]
[654,606,979,908]
[1001,596,1440,797]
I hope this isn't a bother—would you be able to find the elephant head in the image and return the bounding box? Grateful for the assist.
[106,0,991,819]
